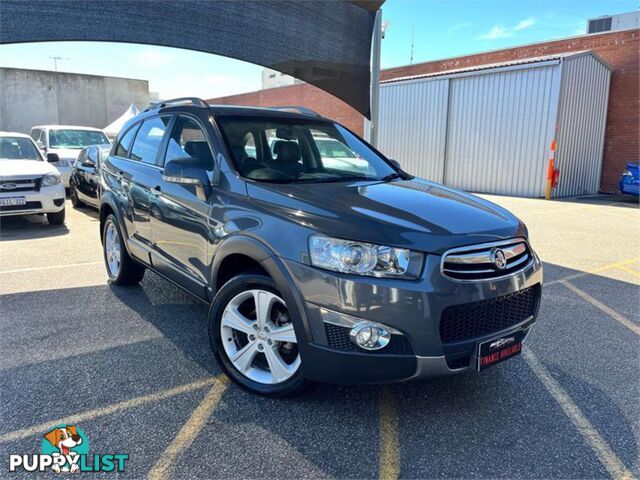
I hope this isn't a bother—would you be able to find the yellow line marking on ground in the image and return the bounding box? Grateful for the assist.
[522,348,634,480]
[0,377,217,444]
[379,386,400,480]
[560,280,640,336]
[0,261,103,275]
[589,256,640,274]
[617,265,640,279]
[147,376,229,480]
[546,256,640,286]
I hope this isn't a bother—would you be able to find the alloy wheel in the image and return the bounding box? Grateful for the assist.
[105,222,122,277]
[221,289,300,385]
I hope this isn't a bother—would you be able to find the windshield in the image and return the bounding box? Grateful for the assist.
[217,116,396,183]
[49,129,110,149]
[0,137,42,161]
[315,138,356,158]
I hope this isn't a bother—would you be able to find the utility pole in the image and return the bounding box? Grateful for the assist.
[49,56,69,72]
[368,10,386,148]
[410,26,415,65]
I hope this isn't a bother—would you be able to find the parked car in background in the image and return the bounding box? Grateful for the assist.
[0,132,66,225]
[98,98,542,397]
[619,162,639,197]
[314,136,369,173]
[70,144,111,209]
[30,125,111,188]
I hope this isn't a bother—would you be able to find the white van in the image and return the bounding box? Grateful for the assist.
[30,125,110,188]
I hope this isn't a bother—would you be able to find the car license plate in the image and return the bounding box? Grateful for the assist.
[0,196,26,207]
[476,330,525,371]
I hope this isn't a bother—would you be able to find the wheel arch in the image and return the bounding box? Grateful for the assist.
[210,235,313,347]
[99,193,128,247]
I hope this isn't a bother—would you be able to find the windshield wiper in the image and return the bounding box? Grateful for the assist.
[380,172,405,182]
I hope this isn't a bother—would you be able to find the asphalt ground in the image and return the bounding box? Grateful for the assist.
[0,193,638,479]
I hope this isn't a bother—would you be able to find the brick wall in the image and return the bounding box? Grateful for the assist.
[208,83,364,135]
[208,29,639,193]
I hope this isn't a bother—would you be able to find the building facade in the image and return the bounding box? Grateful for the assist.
[209,29,639,194]
[0,68,150,134]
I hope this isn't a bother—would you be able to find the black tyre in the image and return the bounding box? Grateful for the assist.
[102,214,145,285]
[70,185,83,208]
[209,274,307,397]
[47,208,66,225]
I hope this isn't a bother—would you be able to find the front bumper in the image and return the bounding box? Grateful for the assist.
[0,185,66,216]
[282,247,543,384]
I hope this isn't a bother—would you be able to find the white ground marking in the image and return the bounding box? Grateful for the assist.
[0,377,217,444]
[0,261,103,274]
[560,280,640,336]
[523,348,634,480]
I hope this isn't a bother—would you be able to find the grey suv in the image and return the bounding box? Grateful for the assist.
[99,98,542,396]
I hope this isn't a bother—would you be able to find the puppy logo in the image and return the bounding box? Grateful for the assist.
[42,425,87,473]
[9,423,128,473]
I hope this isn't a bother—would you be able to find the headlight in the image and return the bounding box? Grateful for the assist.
[42,173,61,187]
[622,169,632,177]
[309,234,424,279]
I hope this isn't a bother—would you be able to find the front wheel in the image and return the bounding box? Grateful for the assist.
[102,214,145,285]
[209,274,307,396]
[47,208,65,225]
[70,185,83,208]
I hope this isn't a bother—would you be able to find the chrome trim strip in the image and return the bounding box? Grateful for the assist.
[440,237,534,282]
[444,241,526,265]
[318,307,403,335]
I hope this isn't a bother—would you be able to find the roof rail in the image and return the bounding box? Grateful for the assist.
[145,97,209,111]
[271,106,322,117]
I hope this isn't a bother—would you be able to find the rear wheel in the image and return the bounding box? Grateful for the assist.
[209,274,307,396]
[102,214,145,285]
[47,208,65,225]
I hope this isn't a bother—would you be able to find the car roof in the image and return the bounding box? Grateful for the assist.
[31,125,107,131]
[117,104,333,140]
[206,104,327,120]
[0,131,32,139]
[141,104,328,121]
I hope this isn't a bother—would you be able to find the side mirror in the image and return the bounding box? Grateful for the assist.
[46,153,60,163]
[389,159,401,169]
[163,157,211,200]
[81,159,96,168]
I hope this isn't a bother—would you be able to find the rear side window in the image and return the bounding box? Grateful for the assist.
[164,116,214,169]
[130,117,170,165]
[116,124,140,158]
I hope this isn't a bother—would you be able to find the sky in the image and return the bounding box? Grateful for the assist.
[0,0,636,101]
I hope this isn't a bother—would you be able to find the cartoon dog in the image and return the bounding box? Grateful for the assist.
[44,426,82,473]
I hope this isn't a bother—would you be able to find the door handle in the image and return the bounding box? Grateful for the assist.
[152,185,162,196]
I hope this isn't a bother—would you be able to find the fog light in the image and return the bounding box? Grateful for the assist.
[349,322,391,350]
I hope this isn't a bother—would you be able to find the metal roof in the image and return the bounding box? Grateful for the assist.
[382,50,611,85]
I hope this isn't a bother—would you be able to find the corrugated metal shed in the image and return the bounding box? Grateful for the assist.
[376,51,612,197]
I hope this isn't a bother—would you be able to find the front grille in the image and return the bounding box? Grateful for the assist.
[325,323,414,355]
[0,177,41,193]
[440,286,538,343]
[442,240,533,281]
[0,201,42,212]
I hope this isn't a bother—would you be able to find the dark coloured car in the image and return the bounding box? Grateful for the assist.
[99,98,543,396]
[70,144,111,209]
